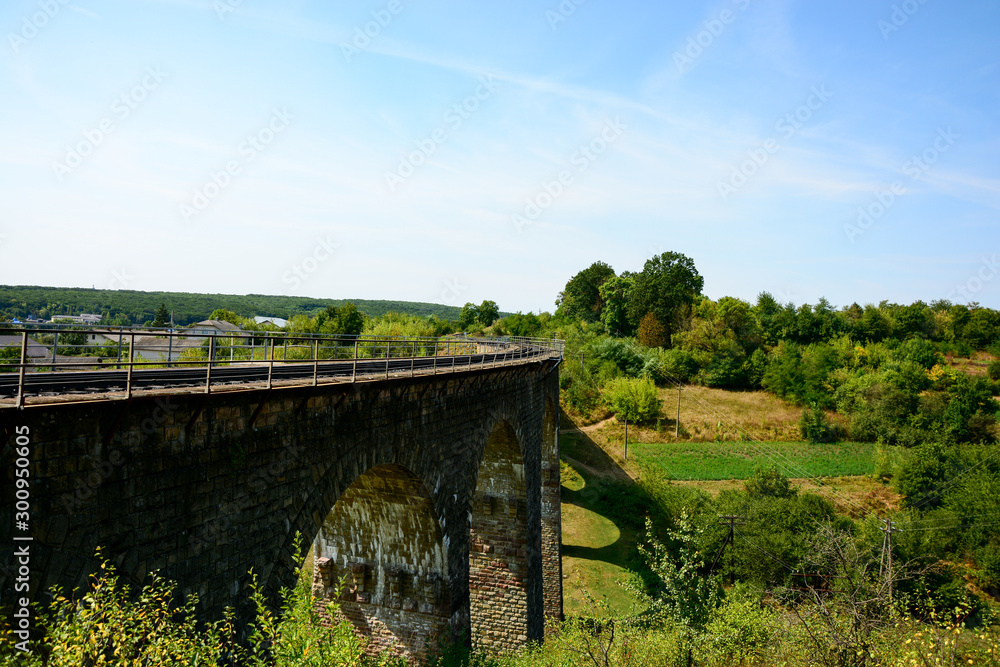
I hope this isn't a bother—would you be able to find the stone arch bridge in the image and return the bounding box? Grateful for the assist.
[0,333,563,659]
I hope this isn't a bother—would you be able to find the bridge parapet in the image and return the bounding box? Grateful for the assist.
[0,326,563,408]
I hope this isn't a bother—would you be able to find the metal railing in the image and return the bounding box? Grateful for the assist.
[0,325,564,408]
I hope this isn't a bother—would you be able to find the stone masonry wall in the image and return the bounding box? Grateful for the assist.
[0,360,561,659]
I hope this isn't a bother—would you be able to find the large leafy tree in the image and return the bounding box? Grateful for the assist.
[628,252,703,347]
[599,272,636,336]
[557,261,616,322]
[477,300,500,327]
[458,302,479,329]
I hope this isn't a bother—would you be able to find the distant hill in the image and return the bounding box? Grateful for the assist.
[0,285,463,326]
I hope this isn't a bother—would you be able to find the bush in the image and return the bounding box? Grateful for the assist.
[604,376,662,423]
[799,406,842,443]
[744,464,797,499]
[988,359,1000,381]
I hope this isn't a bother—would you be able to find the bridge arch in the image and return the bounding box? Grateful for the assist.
[312,463,451,659]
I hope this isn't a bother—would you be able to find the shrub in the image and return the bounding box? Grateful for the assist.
[604,376,662,423]
[799,406,842,443]
[988,359,1000,381]
[744,464,797,499]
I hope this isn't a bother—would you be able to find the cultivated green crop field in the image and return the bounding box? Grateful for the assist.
[629,441,875,480]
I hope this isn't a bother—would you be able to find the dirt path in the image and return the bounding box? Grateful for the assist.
[563,416,616,434]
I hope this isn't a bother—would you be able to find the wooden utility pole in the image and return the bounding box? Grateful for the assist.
[623,418,628,462]
[675,385,682,438]
[879,517,900,602]
[710,514,745,580]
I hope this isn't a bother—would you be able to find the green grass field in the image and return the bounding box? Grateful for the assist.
[628,441,875,480]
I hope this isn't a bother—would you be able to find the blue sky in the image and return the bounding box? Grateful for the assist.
[1,0,998,314]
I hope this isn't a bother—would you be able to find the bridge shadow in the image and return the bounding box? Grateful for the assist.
[558,415,642,603]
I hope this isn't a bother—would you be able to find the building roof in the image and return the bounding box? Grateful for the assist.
[0,334,50,358]
[253,316,288,328]
[183,319,243,332]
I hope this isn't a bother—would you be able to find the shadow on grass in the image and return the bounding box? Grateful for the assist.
[559,416,640,571]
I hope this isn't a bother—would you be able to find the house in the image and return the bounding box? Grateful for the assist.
[181,319,244,337]
[83,330,121,346]
[49,313,102,324]
[0,334,50,360]
[253,316,288,329]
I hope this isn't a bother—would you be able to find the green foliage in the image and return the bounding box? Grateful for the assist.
[627,252,703,346]
[0,541,394,666]
[633,512,721,631]
[493,312,544,337]
[762,341,840,407]
[0,285,463,326]
[477,300,500,327]
[743,464,797,499]
[603,376,662,424]
[988,359,1000,381]
[598,273,636,336]
[701,583,776,664]
[799,406,843,443]
[558,261,616,322]
[152,302,170,327]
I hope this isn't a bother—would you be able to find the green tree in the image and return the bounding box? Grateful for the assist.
[628,252,703,347]
[598,272,636,335]
[477,300,500,327]
[208,308,243,326]
[152,303,170,327]
[318,302,366,336]
[558,261,616,322]
[458,302,479,329]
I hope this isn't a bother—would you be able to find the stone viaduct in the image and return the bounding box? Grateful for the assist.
[0,353,562,659]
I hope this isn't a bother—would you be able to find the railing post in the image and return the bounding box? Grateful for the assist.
[312,338,319,386]
[267,337,275,389]
[15,331,28,409]
[352,340,358,382]
[126,332,135,400]
[116,327,123,369]
[205,335,215,394]
[433,338,438,374]
[385,337,390,380]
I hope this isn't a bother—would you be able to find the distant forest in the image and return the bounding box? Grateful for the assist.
[0,285,463,326]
